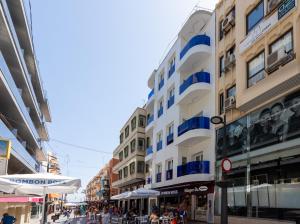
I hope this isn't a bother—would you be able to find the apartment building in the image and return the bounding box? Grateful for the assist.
[215,0,300,220]
[86,174,101,202]
[144,9,216,222]
[112,107,147,210]
[0,0,51,222]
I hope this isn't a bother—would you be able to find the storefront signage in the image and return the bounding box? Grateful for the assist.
[184,186,208,193]
[160,190,178,196]
[240,12,278,54]
[278,0,296,20]
[9,178,67,185]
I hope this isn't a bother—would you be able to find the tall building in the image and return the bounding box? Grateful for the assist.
[144,9,216,222]
[215,0,300,220]
[86,174,101,202]
[0,0,51,222]
[112,107,147,210]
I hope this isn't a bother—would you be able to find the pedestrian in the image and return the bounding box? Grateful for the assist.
[1,213,16,224]
[100,207,110,224]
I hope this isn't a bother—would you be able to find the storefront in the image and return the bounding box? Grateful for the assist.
[156,181,214,222]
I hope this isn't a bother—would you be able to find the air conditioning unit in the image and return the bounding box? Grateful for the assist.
[268,0,282,13]
[267,46,294,74]
[224,54,236,72]
[225,96,236,111]
[222,11,235,33]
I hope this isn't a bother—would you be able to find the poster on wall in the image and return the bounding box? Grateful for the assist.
[249,90,300,150]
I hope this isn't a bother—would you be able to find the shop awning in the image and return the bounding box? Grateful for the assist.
[0,196,43,203]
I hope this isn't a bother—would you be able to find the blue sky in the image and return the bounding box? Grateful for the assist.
[27,0,217,201]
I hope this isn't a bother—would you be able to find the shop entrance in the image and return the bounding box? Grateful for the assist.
[193,194,207,221]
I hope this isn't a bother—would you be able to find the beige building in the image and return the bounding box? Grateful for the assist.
[86,175,101,202]
[215,0,300,221]
[112,107,146,208]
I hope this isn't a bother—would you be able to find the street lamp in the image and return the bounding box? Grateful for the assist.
[210,115,231,224]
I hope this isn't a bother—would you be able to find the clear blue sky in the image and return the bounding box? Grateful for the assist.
[27,0,218,201]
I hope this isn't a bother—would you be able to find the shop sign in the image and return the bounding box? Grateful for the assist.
[184,186,208,193]
[9,178,66,185]
[278,0,296,20]
[240,12,278,54]
[160,190,178,196]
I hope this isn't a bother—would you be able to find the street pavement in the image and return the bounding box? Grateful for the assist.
[47,214,87,224]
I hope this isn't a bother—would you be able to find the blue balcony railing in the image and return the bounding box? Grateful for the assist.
[178,116,210,137]
[147,115,154,126]
[166,169,173,180]
[147,176,152,184]
[167,133,174,145]
[158,107,163,118]
[156,173,162,183]
[168,64,175,78]
[148,89,154,100]
[180,35,211,59]
[167,95,175,108]
[177,161,210,177]
[158,79,164,90]
[146,146,153,155]
[157,141,163,151]
[179,71,210,95]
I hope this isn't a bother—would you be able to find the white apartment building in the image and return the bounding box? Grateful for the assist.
[0,0,51,222]
[144,9,216,222]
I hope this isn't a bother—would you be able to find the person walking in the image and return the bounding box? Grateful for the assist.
[1,213,16,224]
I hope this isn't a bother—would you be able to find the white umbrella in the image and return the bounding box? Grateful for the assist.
[111,191,130,200]
[0,173,81,223]
[125,188,160,199]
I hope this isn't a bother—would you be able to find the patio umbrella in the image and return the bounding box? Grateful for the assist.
[111,191,130,200]
[0,173,81,223]
[125,188,160,199]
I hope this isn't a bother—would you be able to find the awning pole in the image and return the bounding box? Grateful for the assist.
[41,187,46,224]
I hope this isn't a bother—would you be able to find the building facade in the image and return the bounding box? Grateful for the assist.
[0,0,51,223]
[215,0,300,220]
[86,174,101,202]
[144,9,216,222]
[112,107,147,209]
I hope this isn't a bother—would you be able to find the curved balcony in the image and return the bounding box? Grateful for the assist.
[178,35,211,73]
[176,116,211,147]
[177,161,210,177]
[146,146,153,156]
[177,72,211,105]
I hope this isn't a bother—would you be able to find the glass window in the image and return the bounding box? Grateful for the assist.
[139,115,146,128]
[227,85,236,98]
[131,117,136,131]
[123,166,128,178]
[156,164,162,173]
[138,138,145,151]
[193,152,203,161]
[118,170,122,179]
[120,133,124,144]
[119,151,123,161]
[169,87,175,98]
[226,45,235,58]
[246,0,264,34]
[130,162,135,174]
[247,51,265,87]
[159,100,163,109]
[220,55,225,76]
[137,161,145,173]
[167,160,173,170]
[124,146,129,158]
[130,139,136,153]
[270,30,293,54]
[145,163,149,173]
[219,19,224,40]
[146,137,151,148]
[125,126,129,138]
[168,123,174,135]
[157,132,162,142]
[219,93,224,114]
[182,157,187,165]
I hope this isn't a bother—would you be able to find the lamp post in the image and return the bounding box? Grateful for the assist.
[211,115,231,224]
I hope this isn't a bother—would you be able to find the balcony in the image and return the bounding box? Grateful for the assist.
[177,161,210,177]
[166,133,174,145]
[156,141,163,151]
[167,95,175,109]
[158,79,164,90]
[178,35,211,73]
[156,173,162,183]
[147,114,154,126]
[168,64,175,78]
[166,169,173,180]
[157,107,163,118]
[148,89,154,100]
[147,176,152,184]
[146,146,153,156]
[178,72,211,105]
[176,116,211,147]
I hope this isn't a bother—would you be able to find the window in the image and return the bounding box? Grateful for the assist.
[145,163,149,173]
[247,51,265,87]
[193,152,203,161]
[227,85,236,98]
[130,162,135,175]
[146,137,151,148]
[269,30,293,54]
[168,87,175,108]
[182,157,187,165]
[139,115,146,128]
[219,19,224,40]
[119,151,123,161]
[226,45,235,58]
[168,123,174,135]
[219,55,225,76]
[118,170,122,180]
[123,166,128,178]
[131,117,136,131]
[138,138,145,151]
[124,146,129,158]
[156,164,162,173]
[158,72,164,90]
[137,161,145,173]
[125,125,129,138]
[120,133,124,144]
[167,160,173,170]
[169,87,175,98]
[219,93,224,114]
[246,0,264,34]
[130,139,136,153]
[157,132,162,142]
